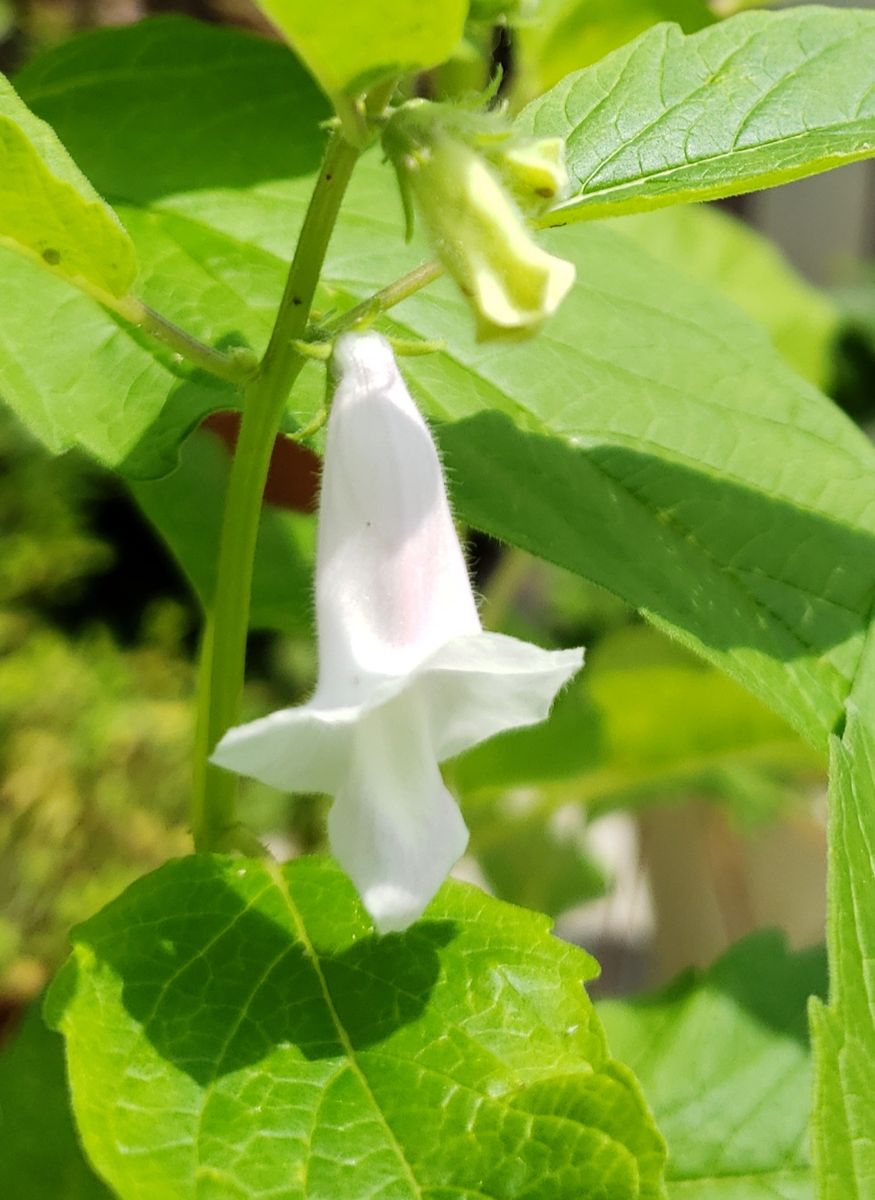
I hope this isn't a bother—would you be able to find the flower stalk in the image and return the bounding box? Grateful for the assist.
[191,128,361,852]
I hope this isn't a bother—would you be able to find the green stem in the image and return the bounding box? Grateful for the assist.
[134,302,258,384]
[191,129,361,851]
[321,260,443,336]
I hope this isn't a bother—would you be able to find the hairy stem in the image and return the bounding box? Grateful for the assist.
[191,129,361,851]
[321,260,443,337]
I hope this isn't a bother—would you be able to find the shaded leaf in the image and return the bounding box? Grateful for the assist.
[130,427,315,634]
[0,1004,112,1199]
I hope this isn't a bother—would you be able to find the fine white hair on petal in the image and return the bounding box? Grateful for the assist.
[315,332,480,701]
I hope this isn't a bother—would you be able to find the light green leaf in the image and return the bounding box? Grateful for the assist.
[47,854,667,1199]
[252,0,468,101]
[610,206,839,387]
[10,18,875,748]
[0,1003,112,1199]
[130,427,315,633]
[514,0,714,104]
[1,18,327,477]
[518,8,875,222]
[0,69,136,299]
[810,627,875,1199]
[600,931,828,1200]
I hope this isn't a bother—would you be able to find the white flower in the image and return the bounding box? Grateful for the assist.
[212,333,584,933]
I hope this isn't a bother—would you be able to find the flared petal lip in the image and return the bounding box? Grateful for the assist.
[212,631,583,758]
[304,632,579,725]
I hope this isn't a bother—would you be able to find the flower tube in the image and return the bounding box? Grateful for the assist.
[212,333,583,932]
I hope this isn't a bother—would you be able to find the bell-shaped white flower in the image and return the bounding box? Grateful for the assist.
[212,333,583,933]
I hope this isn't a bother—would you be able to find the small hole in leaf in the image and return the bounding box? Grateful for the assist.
[42,248,61,266]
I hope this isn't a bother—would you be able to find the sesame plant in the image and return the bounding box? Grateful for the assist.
[1,1,875,1197]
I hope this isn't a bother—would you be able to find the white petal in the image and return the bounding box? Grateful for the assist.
[412,632,584,761]
[316,333,480,704]
[327,692,468,934]
[210,703,353,796]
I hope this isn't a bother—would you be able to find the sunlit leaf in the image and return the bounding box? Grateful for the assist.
[519,9,875,221]
[810,633,875,1199]
[601,931,827,1199]
[0,70,136,297]
[47,855,667,1199]
[252,0,467,100]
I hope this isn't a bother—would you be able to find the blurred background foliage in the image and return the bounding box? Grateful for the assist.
[0,0,873,1033]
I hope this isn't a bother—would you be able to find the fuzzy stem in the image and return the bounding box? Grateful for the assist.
[191,129,360,851]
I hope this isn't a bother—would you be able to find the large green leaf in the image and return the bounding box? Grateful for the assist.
[46,855,667,1199]
[9,18,875,749]
[600,932,828,1200]
[0,1003,112,1199]
[0,70,136,298]
[518,8,875,222]
[610,206,839,387]
[810,628,875,1199]
[1,18,327,477]
[252,0,467,101]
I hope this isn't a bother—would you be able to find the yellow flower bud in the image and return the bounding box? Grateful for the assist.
[405,135,575,341]
[496,137,570,212]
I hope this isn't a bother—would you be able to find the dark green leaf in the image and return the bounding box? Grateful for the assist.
[130,428,315,633]
[0,1003,112,1199]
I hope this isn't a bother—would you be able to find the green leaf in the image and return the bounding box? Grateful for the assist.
[47,854,667,1199]
[130,427,315,633]
[1,17,327,478]
[810,628,875,1199]
[252,0,468,101]
[518,8,875,222]
[600,931,828,1199]
[10,19,875,749]
[514,0,714,103]
[610,206,839,387]
[0,71,136,300]
[0,1003,112,1199]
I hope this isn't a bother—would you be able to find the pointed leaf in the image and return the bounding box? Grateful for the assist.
[518,9,875,221]
[47,855,667,1199]
[0,71,136,297]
